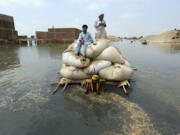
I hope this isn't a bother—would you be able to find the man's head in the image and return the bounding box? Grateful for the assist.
[99,14,104,21]
[82,25,88,33]
[92,74,99,82]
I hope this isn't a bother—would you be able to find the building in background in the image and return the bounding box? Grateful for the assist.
[36,28,81,44]
[18,35,28,45]
[0,14,18,44]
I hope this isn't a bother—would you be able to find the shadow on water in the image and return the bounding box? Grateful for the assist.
[0,41,180,135]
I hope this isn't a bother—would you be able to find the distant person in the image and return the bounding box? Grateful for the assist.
[76,25,94,57]
[94,14,107,40]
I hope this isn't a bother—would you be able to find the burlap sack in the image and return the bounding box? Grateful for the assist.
[95,46,125,64]
[84,60,111,74]
[60,64,90,80]
[99,64,134,81]
[62,51,90,68]
[73,39,110,58]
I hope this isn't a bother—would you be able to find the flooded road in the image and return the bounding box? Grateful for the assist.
[0,41,179,135]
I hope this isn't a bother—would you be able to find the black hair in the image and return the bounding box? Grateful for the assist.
[82,24,88,29]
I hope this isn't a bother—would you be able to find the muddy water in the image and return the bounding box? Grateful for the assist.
[0,41,179,135]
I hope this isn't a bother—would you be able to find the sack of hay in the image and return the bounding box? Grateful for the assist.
[73,39,110,58]
[99,64,134,81]
[95,46,125,64]
[60,64,90,80]
[84,60,112,74]
[62,51,90,68]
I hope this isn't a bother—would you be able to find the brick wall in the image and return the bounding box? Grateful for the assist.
[0,14,18,42]
[36,28,81,44]
[36,32,47,39]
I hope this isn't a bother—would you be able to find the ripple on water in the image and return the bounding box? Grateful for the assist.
[0,77,49,112]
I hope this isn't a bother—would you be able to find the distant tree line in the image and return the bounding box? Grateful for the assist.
[122,36,143,40]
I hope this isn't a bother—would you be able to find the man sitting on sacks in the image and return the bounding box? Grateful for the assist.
[76,24,94,57]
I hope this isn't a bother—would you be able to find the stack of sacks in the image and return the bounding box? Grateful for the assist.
[60,39,134,81]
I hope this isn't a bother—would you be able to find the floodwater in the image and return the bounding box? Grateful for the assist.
[0,40,179,135]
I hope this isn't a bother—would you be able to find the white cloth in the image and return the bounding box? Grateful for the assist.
[78,32,94,44]
[94,19,107,39]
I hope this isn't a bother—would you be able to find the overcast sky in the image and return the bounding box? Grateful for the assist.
[0,0,180,37]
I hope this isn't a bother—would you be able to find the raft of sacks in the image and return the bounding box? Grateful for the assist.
[60,39,134,81]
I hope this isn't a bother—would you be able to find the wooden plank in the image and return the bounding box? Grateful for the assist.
[55,77,130,95]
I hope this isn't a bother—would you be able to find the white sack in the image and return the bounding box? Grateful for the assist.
[84,60,112,74]
[99,64,134,81]
[113,46,123,54]
[124,60,130,66]
[60,64,90,80]
[62,51,90,68]
[66,43,74,51]
[95,46,125,64]
[113,46,130,66]
[73,39,110,58]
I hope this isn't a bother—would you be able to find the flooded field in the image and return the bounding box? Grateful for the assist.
[0,40,179,135]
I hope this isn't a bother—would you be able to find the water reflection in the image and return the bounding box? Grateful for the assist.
[0,45,20,71]
[0,42,180,135]
[36,46,65,58]
[0,45,66,112]
[154,43,180,54]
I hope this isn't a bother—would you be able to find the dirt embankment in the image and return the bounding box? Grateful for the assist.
[140,30,180,43]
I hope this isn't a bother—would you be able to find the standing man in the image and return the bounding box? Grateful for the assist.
[76,25,94,57]
[94,14,107,40]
